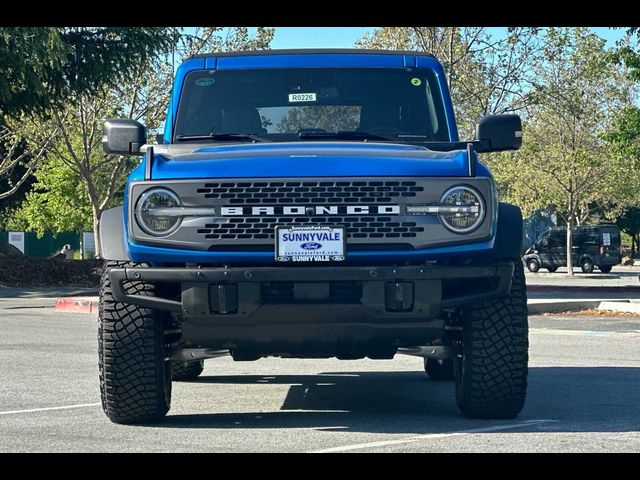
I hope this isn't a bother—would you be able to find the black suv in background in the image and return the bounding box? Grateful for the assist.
[523,225,621,273]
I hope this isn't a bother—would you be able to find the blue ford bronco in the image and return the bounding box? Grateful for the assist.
[99,49,528,424]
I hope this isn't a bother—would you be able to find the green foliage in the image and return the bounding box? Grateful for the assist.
[617,207,640,257]
[608,28,640,83]
[0,27,179,118]
[2,27,274,257]
[485,28,636,224]
[8,123,137,237]
[8,156,93,237]
[603,106,640,207]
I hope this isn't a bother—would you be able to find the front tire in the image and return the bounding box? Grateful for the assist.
[454,262,529,419]
[526,258,540,273]
[99,261,172,424]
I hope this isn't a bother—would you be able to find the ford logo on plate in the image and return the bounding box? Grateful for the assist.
[300,242,322,250]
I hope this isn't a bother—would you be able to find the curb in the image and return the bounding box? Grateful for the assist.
[54,296,99,314]
[598,301,640,314]
[527,285,640,293]
[527,300,603,314]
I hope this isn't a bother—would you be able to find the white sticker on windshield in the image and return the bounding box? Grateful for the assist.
[603,232,611,246]
[288,93,317,103]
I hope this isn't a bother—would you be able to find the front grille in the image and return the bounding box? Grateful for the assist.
[197,216,425,241]
[128,176,495,253]
[196,180,424,204]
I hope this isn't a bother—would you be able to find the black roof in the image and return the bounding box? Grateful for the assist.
[189,48,435,60]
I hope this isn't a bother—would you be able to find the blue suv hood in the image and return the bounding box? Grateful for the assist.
[146,142,489,179]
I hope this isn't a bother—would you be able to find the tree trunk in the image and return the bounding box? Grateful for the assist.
[567,221,574,275]
[92,206,102,259]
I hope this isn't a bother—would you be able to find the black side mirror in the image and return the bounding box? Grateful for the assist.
[103,119,146,156]
[475,114,522,153]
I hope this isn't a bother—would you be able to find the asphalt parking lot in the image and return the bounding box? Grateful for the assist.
[1,294,639,453]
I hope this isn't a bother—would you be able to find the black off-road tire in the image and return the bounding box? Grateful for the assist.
[424,358,454,381]
[526,258,540,273]
[546,266,558,273]
[99,261,172,424]
[172,360,204,381]
[599,265,612,274]
[454,262,528,419]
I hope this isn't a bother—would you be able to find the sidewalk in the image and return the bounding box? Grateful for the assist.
[525,265,640,314]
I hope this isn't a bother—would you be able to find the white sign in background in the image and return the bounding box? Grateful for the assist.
[83,232,96,258]
[8,231,25,253]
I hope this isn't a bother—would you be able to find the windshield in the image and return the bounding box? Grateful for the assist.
[173,67,450,144]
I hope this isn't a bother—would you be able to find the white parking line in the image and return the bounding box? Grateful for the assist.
[309,420,557,453]
[0,403,101,416]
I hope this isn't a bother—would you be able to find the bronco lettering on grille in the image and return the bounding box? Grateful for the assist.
[220,205,400,216]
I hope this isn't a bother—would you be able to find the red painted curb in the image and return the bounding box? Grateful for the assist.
[55,297,99,314]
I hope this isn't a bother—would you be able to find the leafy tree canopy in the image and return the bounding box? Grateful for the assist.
[0,27,179,118]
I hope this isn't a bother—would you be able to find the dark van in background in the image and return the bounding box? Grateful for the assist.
[523,224,621,273]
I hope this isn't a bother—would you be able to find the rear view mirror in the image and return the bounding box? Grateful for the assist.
[102,119,146,156]
[475,114,522,153]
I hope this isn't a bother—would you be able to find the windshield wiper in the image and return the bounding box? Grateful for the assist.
[175,132,268,143]
[298,131,397,142]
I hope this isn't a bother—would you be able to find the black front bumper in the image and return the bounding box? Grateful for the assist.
[109,262,514,324]
[109,262,515,351]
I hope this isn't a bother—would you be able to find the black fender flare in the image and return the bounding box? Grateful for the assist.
[493,202,523,260]
[99,206,130,261]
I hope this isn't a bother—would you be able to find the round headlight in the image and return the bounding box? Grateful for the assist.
[438,186,485,233]
[136,188,182,236]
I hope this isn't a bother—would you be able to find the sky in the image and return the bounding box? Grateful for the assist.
[269,27,628,49]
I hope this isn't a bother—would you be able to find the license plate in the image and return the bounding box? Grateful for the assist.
[275,226,346,263]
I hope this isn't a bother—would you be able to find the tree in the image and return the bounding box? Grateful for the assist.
[603,106,640,209]
[0,27,178,118]
[0,117,59,200]
[357,27,541,137]
[617,208,640,258]
[11,27,275,257]
[0,27,179,205]
[6,156,94,243]
[604,106,640,258]
[486,28,637,274]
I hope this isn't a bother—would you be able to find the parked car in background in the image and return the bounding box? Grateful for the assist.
[523,224,621,273]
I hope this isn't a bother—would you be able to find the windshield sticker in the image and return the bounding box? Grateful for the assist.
[195,78,215,87]
[603,232,611,246]
[411,78,422,87]
[288,93,317,103]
